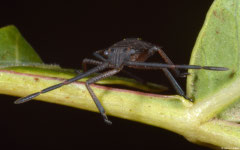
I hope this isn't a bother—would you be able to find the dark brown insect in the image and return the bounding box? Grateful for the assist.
[14,38,228,124]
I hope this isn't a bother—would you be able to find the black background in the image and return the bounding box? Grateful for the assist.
[0,1,214,150]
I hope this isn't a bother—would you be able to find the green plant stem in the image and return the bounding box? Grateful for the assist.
[190,78,240,124]
[1,67,240,148]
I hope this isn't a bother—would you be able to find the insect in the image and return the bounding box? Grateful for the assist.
[14,38,228,125]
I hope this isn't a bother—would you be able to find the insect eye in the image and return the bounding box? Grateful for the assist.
[104,50,109,56]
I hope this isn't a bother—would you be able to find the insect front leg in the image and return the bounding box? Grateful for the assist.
[82,58,103,72]
[85,69,121,125]
[15,63,109,104]
[82,57,146,84]
[75,49,107,74]
[75,59,103,75]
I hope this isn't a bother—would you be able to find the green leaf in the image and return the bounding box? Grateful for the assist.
[0,25,43,67]
[187,0,239,101]
[186,0,240,124]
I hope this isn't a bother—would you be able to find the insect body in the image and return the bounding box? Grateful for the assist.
[14,38,228,124]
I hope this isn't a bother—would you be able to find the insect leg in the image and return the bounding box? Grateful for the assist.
[162,68,192,101]
[14,63,109,104]
[80,58,147,86]
[153,47,181,76]
[82,58,103,72]
[124,61,191,100]
[125,61,228,101]
[75,59,103,74]
[85,69,121,125]
[81,59,146,84]
[80,57,146,84]
[151,47,187,77]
